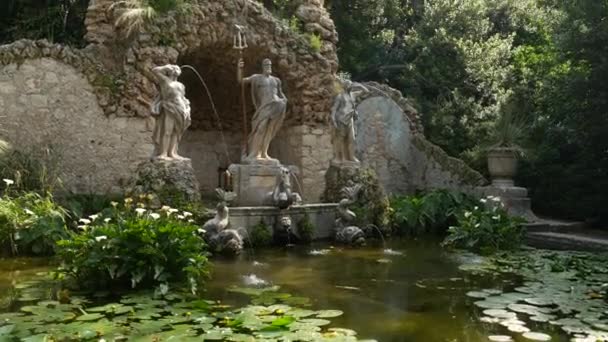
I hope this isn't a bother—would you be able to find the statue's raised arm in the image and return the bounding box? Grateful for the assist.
[149,64,192,161]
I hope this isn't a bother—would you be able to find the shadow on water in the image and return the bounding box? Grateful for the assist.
[205,238,536,342]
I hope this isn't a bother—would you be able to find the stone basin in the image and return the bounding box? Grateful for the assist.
[229,203,338,240]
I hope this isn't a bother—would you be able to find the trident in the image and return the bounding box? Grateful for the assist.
[234,25,248,157]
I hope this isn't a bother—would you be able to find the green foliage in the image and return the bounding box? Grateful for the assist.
[0,188,70,256]
[0,0,89,46]
[58,193,120,223]
[308,33,322,53]
[259,0,299,19]
[331,0,608,223]
[390,189,477,236]
[55,200,210,294]
[442,196,525,254]
[0,144,63,194]
[296,214,315,243]
[250,219,272,247]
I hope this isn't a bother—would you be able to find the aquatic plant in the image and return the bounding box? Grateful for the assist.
[0,275,367,341]
[0,185,70,256]
[442,196,525,253]
[55,199,210,294]
[460,249,608,341]
[297,214,315,243]
[250,219,272,247]
[390,189,477,236]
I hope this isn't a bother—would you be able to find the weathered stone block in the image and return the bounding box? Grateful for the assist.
[228,162,299,206]
[128,158,201,206]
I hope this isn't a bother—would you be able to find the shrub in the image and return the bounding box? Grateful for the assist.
[297,214,315,243]
[0,181,71,256]
[390,189,477,235]
[0,144,63,194]
[309,33,322,53]
[250,219,272,247]
[55,199,210,294]
[442,196,526,254]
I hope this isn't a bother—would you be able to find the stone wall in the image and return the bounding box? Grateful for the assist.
[0,0,485,202]
[355,94,486,195]
[0,0,340,200]
[0,58,152,194]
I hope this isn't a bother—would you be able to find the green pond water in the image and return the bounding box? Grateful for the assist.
[0,239,601,341]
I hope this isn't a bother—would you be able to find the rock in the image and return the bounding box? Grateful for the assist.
[128,158,201,206]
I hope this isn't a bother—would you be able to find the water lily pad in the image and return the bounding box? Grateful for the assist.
[561,325,589,335]
[298,318,331,327]
[130,320,169,335]
[549,318,584,326]
[466,291,488,299]
[76,313,105,321]
[500,318,527,326]
[37,300,60,307]
[0,324,15,336]
[507,324,530,333]
[21,334,50,342]
[593,323,608,331]
[42,311,77,323]
[474,300,507,309]
[480,316,501,324]
[488,336,513,342]
[271,316,295,327]
[483,309,517,319]
[288,309,316,318]
[87,303,126,313]
[507,304,552,316]
[529,314,556,323]
[483,289,503,295]
[524,298,554,307]
[328,328,357,336]
[522,332,552,341]
[316,310,343,318]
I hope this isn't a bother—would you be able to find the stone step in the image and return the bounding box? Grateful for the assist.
[526,231,608,252]
[524,218,585,233]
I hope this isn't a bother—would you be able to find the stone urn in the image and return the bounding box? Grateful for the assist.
[487,147,518,187]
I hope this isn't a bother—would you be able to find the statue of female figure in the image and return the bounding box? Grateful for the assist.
[330,79,369,164]
[237,58,287,163]
[150,64,191,160]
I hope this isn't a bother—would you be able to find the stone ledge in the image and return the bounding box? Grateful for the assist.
[229,203,338,240]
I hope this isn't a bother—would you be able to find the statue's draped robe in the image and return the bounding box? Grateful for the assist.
[332,92,356,138]
[248,74,287,155]
[151,81,191,150]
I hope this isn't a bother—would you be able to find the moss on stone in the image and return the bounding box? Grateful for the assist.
[412,134,487,186]
[323,165,391,228]
[250,219,272,247]
[297,213,315,243]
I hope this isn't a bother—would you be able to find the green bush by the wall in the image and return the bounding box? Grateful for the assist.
[249,219,272,247]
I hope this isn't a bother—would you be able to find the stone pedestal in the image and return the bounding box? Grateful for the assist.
[228,162,299,207]
[478,185,537,222]
[129,158,200,206]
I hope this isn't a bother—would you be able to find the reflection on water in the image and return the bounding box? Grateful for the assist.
[206,239,522,342]
[0,239,569,341]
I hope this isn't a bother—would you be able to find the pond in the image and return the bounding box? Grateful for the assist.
[1,239,606,341]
